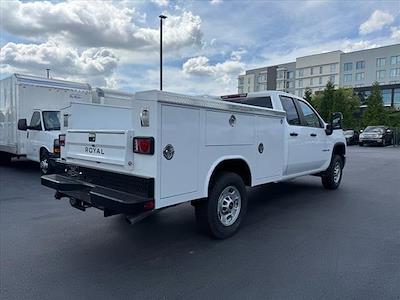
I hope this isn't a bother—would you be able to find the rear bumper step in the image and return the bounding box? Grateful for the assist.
[41,173,155,216]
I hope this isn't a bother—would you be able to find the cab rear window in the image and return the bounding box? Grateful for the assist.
[225,96,273,109]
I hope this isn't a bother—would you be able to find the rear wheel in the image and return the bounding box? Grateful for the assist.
[195,172,247,239]
[321,155,343,190]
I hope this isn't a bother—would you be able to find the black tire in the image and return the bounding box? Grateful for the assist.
[0,151,12,165]
[195,172,247,239]
[382,139,386,147]
[321,155,343,190]
[40,150,54,175]
[359,142,364,147]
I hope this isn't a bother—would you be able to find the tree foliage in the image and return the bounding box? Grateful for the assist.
[319,81,335,121]
[304,87,312,103]
[362,82,387,126]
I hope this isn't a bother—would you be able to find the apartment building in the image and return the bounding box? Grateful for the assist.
[276,62,296,94]
[295,51,342,96]
[340,44,400,108]
[238,44,400,108]
[238,66,277,93]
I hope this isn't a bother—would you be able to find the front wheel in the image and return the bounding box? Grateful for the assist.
[321,155,343,190]
[40,151,54,175]
[195,172,247,239]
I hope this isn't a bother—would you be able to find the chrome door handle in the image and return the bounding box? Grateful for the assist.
[290,132,298,136]
[310,133,317,137]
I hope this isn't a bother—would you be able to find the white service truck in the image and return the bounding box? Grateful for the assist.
[42,90,346,238]
[0,74,134,173]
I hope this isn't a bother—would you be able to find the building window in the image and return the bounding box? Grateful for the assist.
[319,77,322,85]
[343,62,352,72]
[376,57,386,67]
[356,60,365,69]
[390,68,400,77]
[343,74,352,83]
[376,70,386,80]
[287,71,294,79]
[391,55,400,65]
[329,75,335,83]
[330,64,336,73]
[310,78,313,86]
[298,79,303,87]
[394,88,400,109]
[277,70,284,79]
[319,66,323,74]
[382,89,392,106]
[238,77,244,85]
[289,81,294,88]
[310,67,314,75]
[298,69,304,77]
[355,72,365,81]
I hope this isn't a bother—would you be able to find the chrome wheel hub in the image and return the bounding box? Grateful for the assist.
[217,186,241,227]
[333,161,341,184]
[40,159,49,174]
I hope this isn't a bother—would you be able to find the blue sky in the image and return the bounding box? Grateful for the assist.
[1,0,399,95]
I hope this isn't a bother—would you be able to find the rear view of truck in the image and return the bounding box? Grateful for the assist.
[43,97,158,219]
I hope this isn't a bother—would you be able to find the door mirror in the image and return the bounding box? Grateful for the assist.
[17,119,28,131]
[331,112,343,130]
[360,129,363,133]
[325,123,333,135]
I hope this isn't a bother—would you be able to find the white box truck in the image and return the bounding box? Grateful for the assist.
[42,90,346,239]
[0,74,134,173]
[0,74,92,173]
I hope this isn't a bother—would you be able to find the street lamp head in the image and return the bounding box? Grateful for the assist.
[159,15,167,19]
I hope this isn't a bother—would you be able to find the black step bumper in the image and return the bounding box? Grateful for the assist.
[41,166,155,217]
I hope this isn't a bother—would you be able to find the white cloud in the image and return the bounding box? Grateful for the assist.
[182,55,244,92]
[341,40,379,52]
[151,0,169,7]
[0,1,203,52]
[0,42,119,88]
[359,10,395,35]
[391,26,400,40]
[230,49,247,61]
[182,56,244,76]
[210,0,223,5]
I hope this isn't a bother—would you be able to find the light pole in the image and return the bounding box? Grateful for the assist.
[46,68,50,78]
[159,15,167,91]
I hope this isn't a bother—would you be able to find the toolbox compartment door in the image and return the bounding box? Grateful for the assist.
[160,105,200,198]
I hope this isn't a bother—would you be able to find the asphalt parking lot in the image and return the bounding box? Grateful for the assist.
[1,146,400,300]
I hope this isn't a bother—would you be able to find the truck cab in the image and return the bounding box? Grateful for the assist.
[18,109,61,174]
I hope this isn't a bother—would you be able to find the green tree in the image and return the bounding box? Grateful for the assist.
[320,81,335,121]
[304,87,312,103]
[310,93,323,112]
[332,88,361,129]
[362,82,387,126]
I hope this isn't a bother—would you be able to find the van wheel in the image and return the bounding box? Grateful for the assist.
[321,155,343,190]
[40,150,53,175]
[195,172,247,239]
[0,151,12,165]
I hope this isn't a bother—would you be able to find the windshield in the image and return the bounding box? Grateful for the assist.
[364,126,384,133]
[43,111,60,131]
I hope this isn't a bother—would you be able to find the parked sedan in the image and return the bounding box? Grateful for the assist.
[359,126,393,146]
[344,129,359,145]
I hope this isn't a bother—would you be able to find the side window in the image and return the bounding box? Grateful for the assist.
[296,100,322,128]
[280,96,300,125]
[29,111,42,130]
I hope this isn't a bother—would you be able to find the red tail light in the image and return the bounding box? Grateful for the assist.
[133,137,154,155]
[59,134,66,147]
